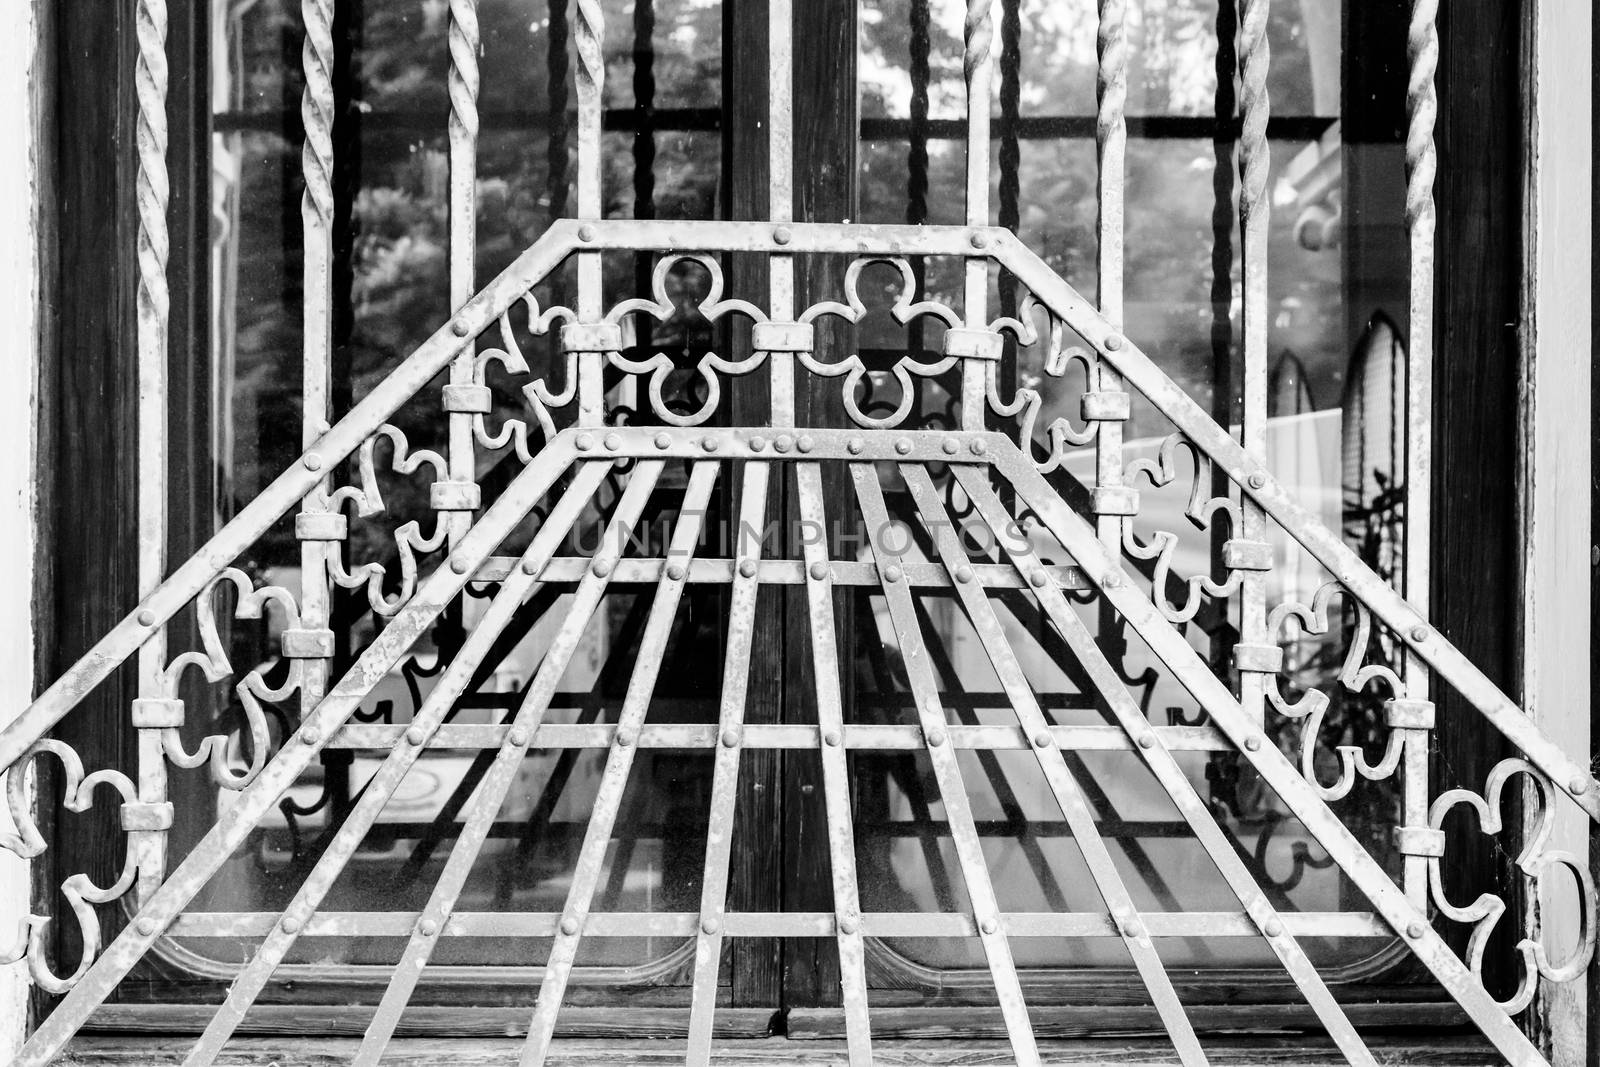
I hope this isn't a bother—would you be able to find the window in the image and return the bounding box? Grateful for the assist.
[21,0,1589,1061]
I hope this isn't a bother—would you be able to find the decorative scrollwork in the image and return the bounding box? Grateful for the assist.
[800,256,960,429]
[986,292,1102,472]
[1429,758,1598,1014]
[1122,433,1243,623]
[1265,581,1407,801]
[328,425,450,617]
[479,292,576,457]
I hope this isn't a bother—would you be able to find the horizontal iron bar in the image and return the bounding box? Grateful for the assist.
[568,219,1008,257]
[167,911,1389,939]
[474,557,1089,590]
[326,723,1232,752]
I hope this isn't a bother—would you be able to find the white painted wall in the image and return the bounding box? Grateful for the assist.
[0,0,39,1058]
[1523,2,1592,1064]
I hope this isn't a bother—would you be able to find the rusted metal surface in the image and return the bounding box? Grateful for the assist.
[4,0,1597,1064]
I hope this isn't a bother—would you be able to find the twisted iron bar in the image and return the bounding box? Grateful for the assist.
[449,0,481,144]
[1095,0,1126,320]
[546,0,571,220]
[1236,0,1271,235]
[300,0,335,229]
[907,0,930,230]
[1405,0,1439,238]
[632,0,655,222]
[136,0,170,339]
[963,0,993,87]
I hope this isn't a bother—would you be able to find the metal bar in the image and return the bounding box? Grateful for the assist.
[467,555,1087,589]
[685,463,770,1065]
[168,909,1393,940]
[1093,0,1128,550]
[13,446,582,1067]
[1236,0,1270,730]
[133,0,171,903]
[1400,0,1439,909]
[522,461,721,1064]
[574,0,604,424]
[956,466,1375,1067]
[795,463,872,1062]
[325,721,1234,752]
[850,463,1039,1067]
[902,466,1207,1067]
[992,443,1551,1065]
[355,463,664,1066]
[180,461,608,1067]
[989,242,1600,816]
[768,0,795,425]
[960,0,995,430]
[446,0,480,548]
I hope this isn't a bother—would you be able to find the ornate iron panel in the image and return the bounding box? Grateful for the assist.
[4,1,1596,1065]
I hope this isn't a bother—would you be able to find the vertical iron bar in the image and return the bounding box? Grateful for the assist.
[903,466,1208,1067]
[768,0,795,425]
[574,0,605,424]
[907,0,930,356]
[686,463,772,1064]
[1236,0,1271,729]
[522,461,721,1064]
[1401,0,1438,909]
[851,464,1040,1067]
[955,466,1376,1067]
[1094,0,1127,544]
[181,461,607,1067]
[297,0,337,724]
[446,0,480,547]
[133,0,171,903]
[795,462,872,1063]
[960,0,994,430]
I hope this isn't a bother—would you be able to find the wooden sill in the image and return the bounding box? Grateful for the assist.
[59,1035,1501,1066]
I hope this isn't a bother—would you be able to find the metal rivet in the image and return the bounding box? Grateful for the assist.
[926,729,947,747]
[942,438,959,455]
[1032,731,1052,749]
[451,556,470,574]
[797,435,815,453]
[774,434,794,453]
[749,435,767,452]
[520,558,539,575]
[1120,919,1140,938]
[509,727,529,746]
[700,436,719,453]
[824,730,841,747]
[654,432,672,450]
[615,728,635,747]
[592,558,613,578]
[1137,734,1156,750]
[847,437,865,455]
[773,226,793,245]
[721,729,741,748]
[419,919,439,937]
[136,610,156,626]
[1248,472,1266,489]
[576,432,595,451]
[970,439,988,456]
[1029,571,1048,588]
[303,453,323,471]
[1244,736,1262,752]
[701,918,720,935]
[970,232,989,250]
[578,224,596,242]
[1103,334,1125,352]
[739,559,758,579]
[954,565,975,584]
[560,916,580,936]
[278,917,298,935]
[451,318,471,337]
[979,917,998,934]
[406,726,427,746]
[839,917,858,935]
[895,438,913,455]
[809,561,830,581]
[604,433,622,451]
[1264,919,1284,938]
[666,563,686,581]
[882,564,903,583]
[1409,626,1429,643]
[1570,777,1590,796]
[137,918,157,937]
[1406,922,1426,940]
[300,727,320,745]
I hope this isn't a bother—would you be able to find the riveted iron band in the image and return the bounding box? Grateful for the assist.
[120,801,175,832]
[560,322,624,353]
[430,481,483,512]
[281,628,337,660]
[442,384,493,414]
[942,327,1005,361]
[1231,643,1284,674]
[1080,390,1131,422]
[1393,826,1446,858]
[1091,486,1140,517]
[294,512,349,542]
[751,322,815,352]
[1384,698,1436,730]
[131,698,185,730]
[1222,539,1273,572]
